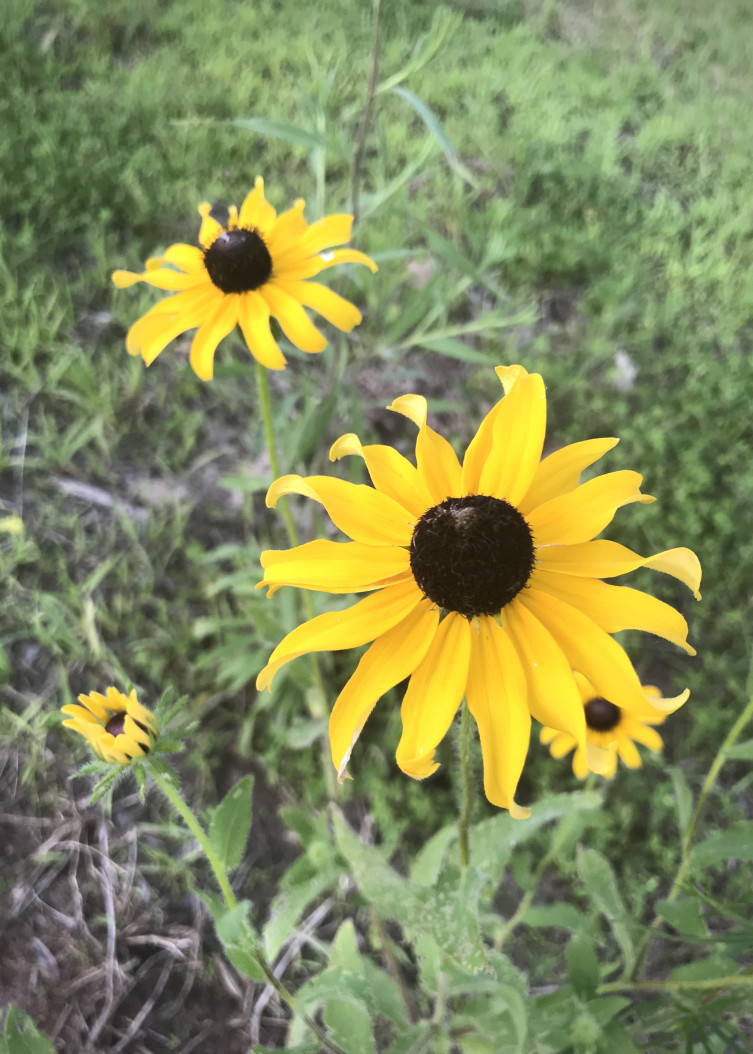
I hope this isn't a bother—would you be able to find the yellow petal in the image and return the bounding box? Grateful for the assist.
[462,399,504,495]
[266,199,307,252]
[329,601,440,778]
[266,474,416,545]
[478,370,547,507]
[465,617,531,817]
[329,433,433,519]
[616,738,642,769]
[504,600,586,742]
[258,540,411,596]
[274,247,378,281]
[262,283,328,353]
[532,569,695,654]
[276,214,354,266]
[396,614,471,780]
[237,290,287,370]
[630,723,664,751]
[527,471,654,547]
[189,296,239,380]
[276,279,362,332]
[257,578,424,691]
[521,588,651,715]
[537,540,702,598]
[239,177,277,232]
[494,363,530,393]
[198,202,224,248]
[518,438,620,516]
[388,395,462,505]
[112,267,206,291]
[157,244,205,273]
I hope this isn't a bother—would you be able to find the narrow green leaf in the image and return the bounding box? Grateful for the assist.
[390,86,479,187]
[227,117,327,152]
[209,774,254,871]
[523,904,583,931]
[566,933,600,1000]
[726,738,753,760]
[576,846,636,975]
[670,954,740,983]
[2,1007,55,1054]
[669,766,693,837]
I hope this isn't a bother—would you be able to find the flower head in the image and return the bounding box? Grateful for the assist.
[62,687,158,764]
[112,177,377,380]
[256,365,701,815]
[540,673,676,778]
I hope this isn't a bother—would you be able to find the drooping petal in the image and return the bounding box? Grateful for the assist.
[329,601,439,779]
[127,287,222,365]
[329,433,433,518]
[237,290,287,370]
[527,471,654,547]
[395,613,471,780]
[465,617,531,817]
[518,438,620,516]
[266,474,416,546]
[520,587,658,716]
[536,540,702,598]
[275,279,362,332]
[531,569,695,654]
[189,296,239,380]
[630,723,664,751]
[503,599,585,742]
[256,577,424,691]
[258,540,411,596]
[262,282,328,353]
[478,369,547,507]
[616,738,642,769]
[388,395,462,504]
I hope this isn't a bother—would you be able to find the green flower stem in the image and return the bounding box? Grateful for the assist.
[151,767,237,910]
[494,776,595,952]
[457,702,475,870]
[151,766,348,1054]
[255,362,336,793]
[630,690,753,981]
[599,975,753,994]
[351,0,383,223]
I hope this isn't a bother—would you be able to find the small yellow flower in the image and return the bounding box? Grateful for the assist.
[112,177,377,380]
[540,673,676,778]
[62,687,158,764]
[255,364,701,815]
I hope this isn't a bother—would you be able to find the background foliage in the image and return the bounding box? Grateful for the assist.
[2,0,752,1050]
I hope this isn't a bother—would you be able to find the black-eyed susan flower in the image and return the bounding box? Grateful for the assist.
[112,177,377,380]
[541,673,674,778]
[62,687,158,765]
[256,365,701,816]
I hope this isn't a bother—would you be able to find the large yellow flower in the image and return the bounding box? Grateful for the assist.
[256,365,701,815]
[112,177,377,380]
[62,687,158,765]
[541,673,673,779]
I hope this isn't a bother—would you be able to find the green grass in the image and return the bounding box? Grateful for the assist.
[2,0,753,1050]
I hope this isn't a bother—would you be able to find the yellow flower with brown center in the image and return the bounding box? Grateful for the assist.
[256,365,701,816]
[62,687,158,765]
[112,177,377,380]
[541,673,672,778]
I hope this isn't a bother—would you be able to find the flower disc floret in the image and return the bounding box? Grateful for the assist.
[410,495,535,617]
[203,228,273,293]
[256,364,701,815]
[62,687,158,765]
[111,176,377,380]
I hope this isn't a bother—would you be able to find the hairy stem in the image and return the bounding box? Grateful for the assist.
[457,702,474,870]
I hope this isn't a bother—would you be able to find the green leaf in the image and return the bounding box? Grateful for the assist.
[332,810,487,972]
[209,774,254,871]
[567,932,600,1000]
[522,904,583,931]
[585,996,631,1025]
[726,738,753,760]
[656,898,708,939]
[1,1007,55,1054]
[409,823,457,886]
[390,86,479,187]
[692,821,753,866]
[670,954,740,983]
[213,901,265,982]
[227,117,328,152]
[600,1020,641,1054]
[470,791,601,885]
[576,846,636,975]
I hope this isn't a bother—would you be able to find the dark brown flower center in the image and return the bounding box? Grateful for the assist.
[105,714,126,737]
[584,697,621,732]
[409,495,535,618]
[203,228,272,293]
